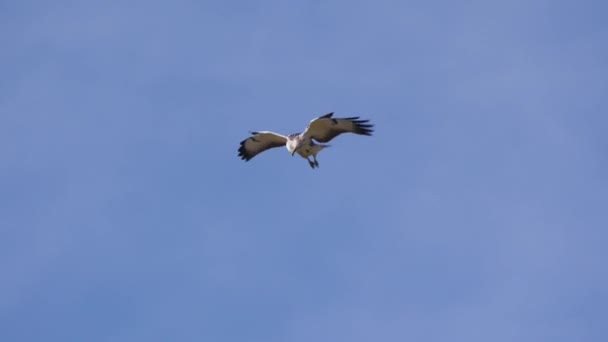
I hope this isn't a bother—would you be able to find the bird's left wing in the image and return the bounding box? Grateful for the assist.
[238,131,288,161]
[303,112,374,143]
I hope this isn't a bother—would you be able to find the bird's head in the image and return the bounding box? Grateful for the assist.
[286,137,299,156]
[286,142,296,156]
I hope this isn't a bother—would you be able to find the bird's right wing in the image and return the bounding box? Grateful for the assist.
[303,112,374,143]
[238,131,288,161]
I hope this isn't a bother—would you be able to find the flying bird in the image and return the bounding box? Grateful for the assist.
[238,112,374,169]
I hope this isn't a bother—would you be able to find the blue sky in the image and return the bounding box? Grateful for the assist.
[1,0,607,341]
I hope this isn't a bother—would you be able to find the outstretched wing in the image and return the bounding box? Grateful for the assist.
[303,112,374,143]
[238,131,287,161]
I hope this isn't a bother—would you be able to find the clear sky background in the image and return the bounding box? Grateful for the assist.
[1,0,607,341]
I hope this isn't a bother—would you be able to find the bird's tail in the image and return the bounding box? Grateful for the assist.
[312,144,330,155]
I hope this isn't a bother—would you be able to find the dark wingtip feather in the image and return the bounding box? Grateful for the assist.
[351,118,374,136]
[237,139,252,161]
[343,117,374,135]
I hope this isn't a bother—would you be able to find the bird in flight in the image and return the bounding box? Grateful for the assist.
[238,112,374,169]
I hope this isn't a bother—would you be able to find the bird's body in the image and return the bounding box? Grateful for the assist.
[238,112,373,169]
[286,133,330,168]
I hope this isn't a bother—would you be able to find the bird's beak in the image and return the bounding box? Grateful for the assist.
[291,151,295,156]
